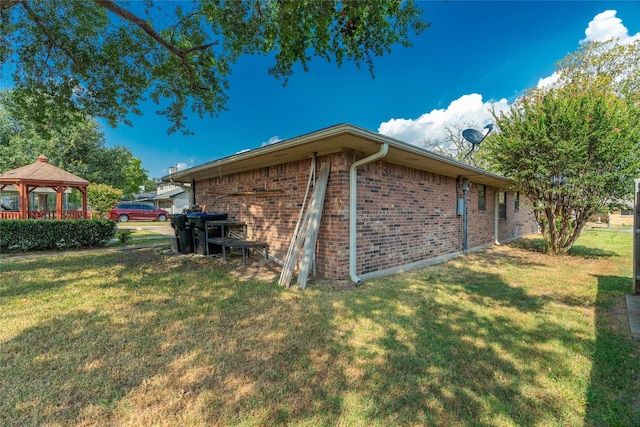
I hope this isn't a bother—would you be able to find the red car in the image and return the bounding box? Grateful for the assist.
[108,202,169,222]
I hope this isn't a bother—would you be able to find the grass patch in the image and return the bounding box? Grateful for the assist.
[107,229,170,247]
[1,232,638,425]
[117,221,171,227]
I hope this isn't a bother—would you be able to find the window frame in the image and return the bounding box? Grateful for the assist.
[478,184,486,211]
[498,191,507,220]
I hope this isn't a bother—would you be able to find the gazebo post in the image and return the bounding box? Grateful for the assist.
[20,183,29,219]
[56,186,64,219]
[81,187,88,219]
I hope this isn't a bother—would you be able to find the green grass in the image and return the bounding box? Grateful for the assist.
[117,221,172,227]
[1,231,638,426]
[108,229,170,247]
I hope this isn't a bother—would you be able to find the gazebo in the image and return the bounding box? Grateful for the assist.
[0,155,89,220]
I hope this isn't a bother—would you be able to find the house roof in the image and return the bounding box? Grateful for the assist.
[0,155,89,186]
[154,188,184,200]
[163,124,513,188]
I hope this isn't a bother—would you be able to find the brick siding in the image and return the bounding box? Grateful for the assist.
[195,150,536,279]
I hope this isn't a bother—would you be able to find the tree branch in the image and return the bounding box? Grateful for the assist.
[94,0,184,57]
[19,1,80,70]
[93,0,218,59]
[0,0,22,12]
[183,42,218,55]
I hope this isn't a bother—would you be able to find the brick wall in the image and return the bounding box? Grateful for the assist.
[354,160,462,275]
[497,191,538,242]
[195,150,536,279]
[465,183,495,249]
[196,152,350,278]
[609,210,634,227]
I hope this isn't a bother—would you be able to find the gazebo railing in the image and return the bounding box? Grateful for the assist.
[0,210,87,220]
[0,211,21,220]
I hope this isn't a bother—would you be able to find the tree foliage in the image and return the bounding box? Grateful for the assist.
[0,0,427,134]
[87,182,123,219]
[482,40,640,255]
[0,90,148,198]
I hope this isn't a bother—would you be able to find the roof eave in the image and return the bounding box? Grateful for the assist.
[163,124,513,188]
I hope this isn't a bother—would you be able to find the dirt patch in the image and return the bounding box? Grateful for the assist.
[609,296,634,339]
[226,257,283,283]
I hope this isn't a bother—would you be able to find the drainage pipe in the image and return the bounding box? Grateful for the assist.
[462,179,469,253]
[494,189,500,245]
[349,143,389,285]
[462,190,468,253]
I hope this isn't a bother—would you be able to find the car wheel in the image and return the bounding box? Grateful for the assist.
[157,214,167,222]
[118,214,129,223]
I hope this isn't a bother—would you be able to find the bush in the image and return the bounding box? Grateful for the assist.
[117,229,132,245]
[0,219,117,252]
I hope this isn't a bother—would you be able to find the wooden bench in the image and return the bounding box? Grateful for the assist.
[206,236,268,266]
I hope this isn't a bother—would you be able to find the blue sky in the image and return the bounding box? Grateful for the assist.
[99,1,640,179]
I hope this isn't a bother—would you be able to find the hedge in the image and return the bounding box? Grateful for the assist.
[0,219,117,252]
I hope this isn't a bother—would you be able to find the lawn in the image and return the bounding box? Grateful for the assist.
[1,230,639,426]
[110,228,171,247]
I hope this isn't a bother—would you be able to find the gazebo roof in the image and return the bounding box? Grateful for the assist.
[0,155,89,186]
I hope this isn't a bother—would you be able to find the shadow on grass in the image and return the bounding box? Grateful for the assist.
[584,275,640,426]
[511,236,617,258]
[0,253,127,300]
[568,245,618,258]
[3,249,638,425]
[339,265,586,425]
[0,250,349,426]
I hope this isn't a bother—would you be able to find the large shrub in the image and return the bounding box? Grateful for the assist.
[87,183,123,219]
[0,219,117,252]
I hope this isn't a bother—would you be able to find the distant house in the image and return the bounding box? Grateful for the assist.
[609,204,634,227]
[154,182,191,214]
[164,124,537,282]
[135,181,191,214]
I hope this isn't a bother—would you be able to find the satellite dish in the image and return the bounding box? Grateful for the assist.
[462,128,484,145]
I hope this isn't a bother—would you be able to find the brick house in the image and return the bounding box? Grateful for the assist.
[164,124,537,283]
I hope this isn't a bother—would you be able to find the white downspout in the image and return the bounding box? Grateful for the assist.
[494,189,500,245]
[350,143,389,285]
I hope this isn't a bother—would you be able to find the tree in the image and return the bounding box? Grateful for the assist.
[0,90,149,197]
[419,121,492,168]
[482,40,640,255]
[0,1,428,134]
[87,182,122,219]
[142,179,158,193]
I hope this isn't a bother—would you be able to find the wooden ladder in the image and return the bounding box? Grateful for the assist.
[278,161,330,288]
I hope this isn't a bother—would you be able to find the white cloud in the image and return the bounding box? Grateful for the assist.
[580,10,640,44]
[380,10,639,150]
[537,72,559,89]
[172,160,196,172]
[175,161,189,170]
[538,10,639,89]
[231,135,281,155]
[378,94,508,145]
[261,135,282,147]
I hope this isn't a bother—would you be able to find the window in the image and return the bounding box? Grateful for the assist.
[514,191,520,211]
[621,209,633,216]
[478,184,486,210]
[499,191,507,220]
